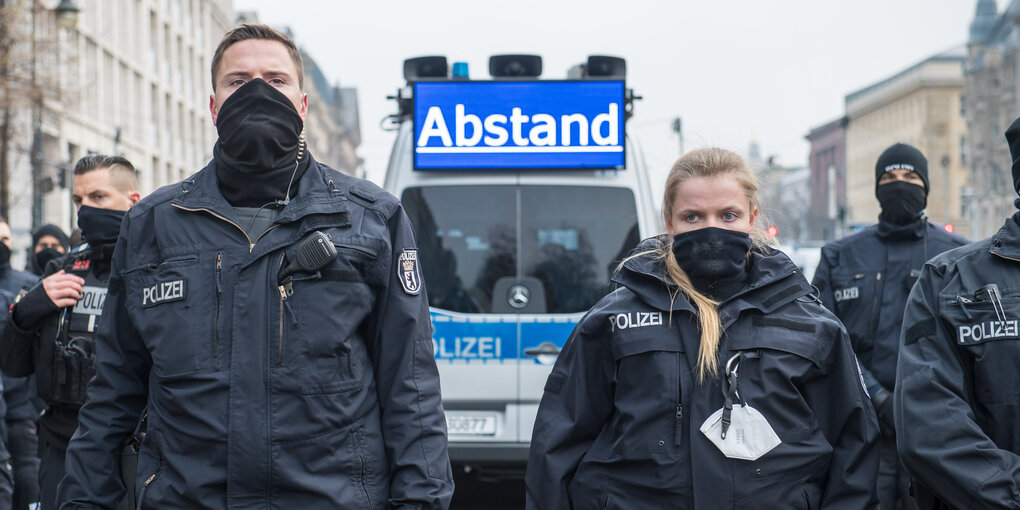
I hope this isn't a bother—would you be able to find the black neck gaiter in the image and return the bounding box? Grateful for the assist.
[213,79,306,207]
[672,227,752,300]
[877,181,927,226]
[77,205,126,246]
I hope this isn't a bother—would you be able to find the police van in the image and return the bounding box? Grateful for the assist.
[383,55,659,476]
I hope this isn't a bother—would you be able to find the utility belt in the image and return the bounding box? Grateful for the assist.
[38,250,107,407]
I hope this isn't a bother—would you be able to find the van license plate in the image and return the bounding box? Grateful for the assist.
[446,413,497,436]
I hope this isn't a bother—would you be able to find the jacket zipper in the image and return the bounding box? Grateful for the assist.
[170,204,256,252]
[138,456,163,508]
[674,350,683,447]
[215,253,223,369]
[359,454,374,510]
[866,272,883,341]
[992,251,1020,263]
[336,243,375,258]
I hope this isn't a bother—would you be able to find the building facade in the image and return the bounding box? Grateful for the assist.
[2,2,360,269]
[1,0,234,268]
[844,47,971,238]
[965,0,1020,239]
[805,117,847,242]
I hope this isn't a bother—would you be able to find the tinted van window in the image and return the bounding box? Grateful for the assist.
[521,186,639,313]
[402,185,640,314]
[402,186,516,313]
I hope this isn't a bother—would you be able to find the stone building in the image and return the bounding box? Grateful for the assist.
[1,0,234,267]
[844,47,970,237]
[965,0,1020,238]
[805,117,847,241]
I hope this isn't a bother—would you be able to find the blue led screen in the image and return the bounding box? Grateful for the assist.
[413,81,626,170]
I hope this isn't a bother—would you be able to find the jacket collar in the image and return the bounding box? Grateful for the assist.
[171,153,352,263]
[612,236,812,321]
[875,216,926,240]
[172,153,349,222]
[990,211,1020,261]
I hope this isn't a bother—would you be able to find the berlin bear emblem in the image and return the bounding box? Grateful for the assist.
[398,249,422,295]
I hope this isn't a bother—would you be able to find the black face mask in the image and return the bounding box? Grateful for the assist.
[213,78,306,207]
[77,205,126,246]
[34,248,61,273]
[877,181,927,226]
[0,243,10,265]
[671,227,752,282]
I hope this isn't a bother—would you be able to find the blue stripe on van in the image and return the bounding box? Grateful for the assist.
[430,309,581,364]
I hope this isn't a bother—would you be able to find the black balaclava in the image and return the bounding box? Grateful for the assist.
[671,227,752,300]
[213,78,306,207]
[29,224,69,275]
[877,181,927,226]
[77,205,126,246]
[1005,116,1020,196]
[0,243,10,266]
[875,143,929,225]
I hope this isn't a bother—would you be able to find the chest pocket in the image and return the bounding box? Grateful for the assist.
[274,235,385,393]
[939,287,1020,347]
[939,287,1020,407]
[610,324,688,453]
[728,316,824,368]
[828,270,877,320]
[126,250,216,377]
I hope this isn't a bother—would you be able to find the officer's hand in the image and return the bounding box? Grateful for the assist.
[42,270,85,308]
[872,388,896,436]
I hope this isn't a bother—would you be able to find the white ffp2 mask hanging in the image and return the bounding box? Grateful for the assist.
[700,404,781,460]
[699,353,782,461]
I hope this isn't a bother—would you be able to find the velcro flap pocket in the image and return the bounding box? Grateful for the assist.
[729,317,824,367]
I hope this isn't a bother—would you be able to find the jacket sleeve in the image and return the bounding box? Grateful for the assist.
[895,263,1020,508]
[802,321,881,509]
[362,204,453,510]
[525,313,614,510]
[0,269,58,377]
[812,246,885,397]
[57,215,151,510]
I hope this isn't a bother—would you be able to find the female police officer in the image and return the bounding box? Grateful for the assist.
[525,147,880,509]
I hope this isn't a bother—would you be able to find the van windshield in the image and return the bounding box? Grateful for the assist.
[402,185,641,314]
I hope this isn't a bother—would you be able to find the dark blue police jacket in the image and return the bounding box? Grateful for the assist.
[812,218,967,397]
[526,240,880,509]
[896,211,1020,508]
[58,155,454,509]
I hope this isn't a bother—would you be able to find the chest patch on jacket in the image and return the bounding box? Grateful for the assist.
[957,320,1020,345]
[608,311,663,332]
[398,249,422,295]
[142,279,187,308]
[834,286,859,302]
[73,285,108,315]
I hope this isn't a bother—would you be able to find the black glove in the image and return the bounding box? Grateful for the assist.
[872,388,895,435]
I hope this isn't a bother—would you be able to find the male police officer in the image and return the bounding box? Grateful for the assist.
[57,24,453,509]
[0,154,140,510]
[0,217,43,510]
[894,118,1020,509]
[812,143,967,510]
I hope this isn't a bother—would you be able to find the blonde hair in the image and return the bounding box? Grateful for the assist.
[629,147,767,382]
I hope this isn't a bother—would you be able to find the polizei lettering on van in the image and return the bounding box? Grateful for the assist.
[609,311,664,332]
[957,319,1020,345]
[413,81,626,170]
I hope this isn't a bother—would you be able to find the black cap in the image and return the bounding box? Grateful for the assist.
[875,143,929,196]
[31,224,69,252]
[1005,116,1020,195]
